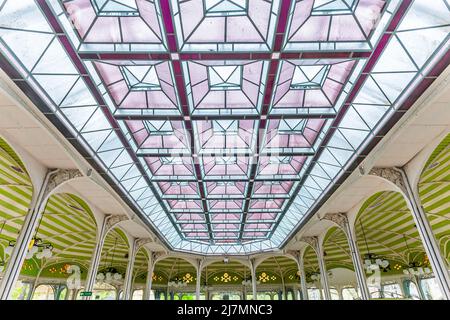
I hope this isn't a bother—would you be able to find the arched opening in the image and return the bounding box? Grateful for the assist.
[95,228,129,300]
[153,257,196,300]
[418,134,450,282]
[131,247,149,300]
[0,136,34,292]
[32,284,55,300]
[322,227,359,299]
[354,191,433,299]
[302,246,323,300]
[203,260,250,300]
[7,192,97,299]
[256,256,298,300]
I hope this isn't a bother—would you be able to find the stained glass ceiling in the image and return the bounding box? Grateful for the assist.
[0,0,449,255]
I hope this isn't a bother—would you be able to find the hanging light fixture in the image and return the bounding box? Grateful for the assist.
[168,259,187,288]
[2,218,53,260]
[401,234,432,276]
[96,237,123,284]
[359,220,390,273]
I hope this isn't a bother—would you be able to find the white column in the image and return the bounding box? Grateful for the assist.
[344,219,371,300]
[143,253,154,300]
[0,169,55,300]
[250,261,257,300]
[316,244,331,300]
[83,215,109,300]
[398,168,450,299]
[122,239,137,300]
[296,253,308,300]
[195,259,202,300]
[337,286,344,300]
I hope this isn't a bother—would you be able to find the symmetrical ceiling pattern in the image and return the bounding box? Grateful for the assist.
[0,0,449,254]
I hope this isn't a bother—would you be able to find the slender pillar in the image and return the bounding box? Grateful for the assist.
[123,239,138,300]
[0,169,56,299]
[295,252,308,300]
[195,259,202,300]
[323,213,371,300]
[250,260,257,300]
[346,225,371,300]
[315,239,331,300]
[412,276,426,300]
[337,287,344,300]
[83,215,109,300]
[143,253,154,300]
[370,167,450,299]
[398,168,450,299]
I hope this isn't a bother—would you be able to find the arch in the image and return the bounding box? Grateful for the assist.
[153,257,197,286]
[95,227,131,288]
[322,227,354,271]
[418,133,450,264]
[0,136,34,279]
[354,191,428,267]
[256,256,298,286]
[131,247,149,290]
[31,284,55,300]
[15,192,99,285]
[302,245,320,282]
[202,259,251,288]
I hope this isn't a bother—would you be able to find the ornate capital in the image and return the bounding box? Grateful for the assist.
[135,238,152,250]
[368,167,406,193]
[300,236,319,251]
[105,215,128,232]
[322,213,349,230]
[44,169,83,197]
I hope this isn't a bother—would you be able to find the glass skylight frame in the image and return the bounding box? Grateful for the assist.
[0,0,448,255]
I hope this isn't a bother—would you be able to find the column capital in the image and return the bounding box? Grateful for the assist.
[300,236,319,252]
[44,169,83,198]
[368,167,407,194]
[321,213,349,230]
[105,215,128,233]
[135,238,152,251]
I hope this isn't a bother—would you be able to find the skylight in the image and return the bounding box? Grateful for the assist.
[0,0,448,255]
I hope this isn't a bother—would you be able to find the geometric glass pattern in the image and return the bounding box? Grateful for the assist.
[91,0,139,16]
[311,0,358,16]
[1,0,449,255]
[120,65,161,91]
[61,0,167,52]
[208,65,242,91]
[283,0,387,51]
[204,0,248,17]
[290,65,330,89]
[171,0,281,52]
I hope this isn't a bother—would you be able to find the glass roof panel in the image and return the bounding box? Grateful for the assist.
[0,0,448,254]
[171,0,281,52]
